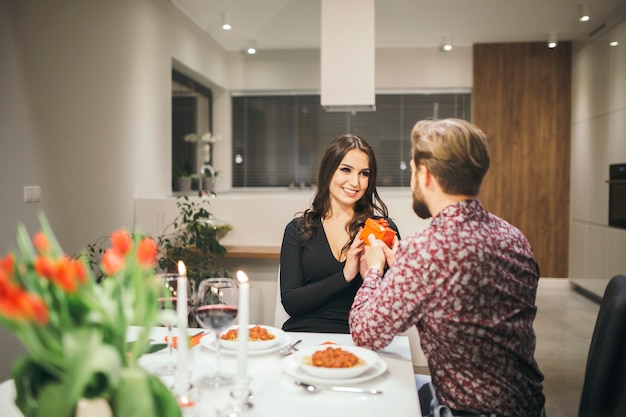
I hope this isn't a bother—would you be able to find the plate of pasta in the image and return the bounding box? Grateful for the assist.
[200,324,288,353]
[285,344,386,382]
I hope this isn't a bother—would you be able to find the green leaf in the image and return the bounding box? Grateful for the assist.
[63,328,121,404]
[35,381,75,417]
[112,367,181,417]
[12,356,58,417]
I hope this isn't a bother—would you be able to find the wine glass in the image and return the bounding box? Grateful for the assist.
[154,273,192,376]
[194,277,238,388]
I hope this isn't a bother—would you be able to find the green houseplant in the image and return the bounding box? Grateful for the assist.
[156,196,232,289]
[85,196,232,289]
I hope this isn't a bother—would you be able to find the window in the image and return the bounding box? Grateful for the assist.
[232,92,471,187]
[171,70,213,192]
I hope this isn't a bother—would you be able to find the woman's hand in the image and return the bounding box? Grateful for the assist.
[343,235,364,283]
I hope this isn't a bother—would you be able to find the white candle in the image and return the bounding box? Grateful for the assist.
[176,261,188,377]
[236,270,250,382]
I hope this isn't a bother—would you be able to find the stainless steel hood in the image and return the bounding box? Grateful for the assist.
[320,0,376,112]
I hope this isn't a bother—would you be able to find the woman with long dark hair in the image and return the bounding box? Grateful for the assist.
[278,134,399,333]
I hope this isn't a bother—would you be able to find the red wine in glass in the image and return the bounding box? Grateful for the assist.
[194,277,239,388]
[195,305,238,330]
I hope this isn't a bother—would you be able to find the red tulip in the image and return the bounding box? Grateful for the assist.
[110,230,132,256]
[33,232,50,253]
[102,248,125,276]
[34,256,55,280]
[54,257,77,293]
[0,253,14,273]
[136,237,157,268]
[73,260,88,284]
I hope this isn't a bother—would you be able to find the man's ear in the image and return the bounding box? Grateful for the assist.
[420,165,439,191]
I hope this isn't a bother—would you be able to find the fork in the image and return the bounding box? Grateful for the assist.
[279,339,302,356]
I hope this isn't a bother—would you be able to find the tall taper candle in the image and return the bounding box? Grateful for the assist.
[176,261,188,376]
[236,270,250,382]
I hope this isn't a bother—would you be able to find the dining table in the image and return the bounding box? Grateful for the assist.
[0,326,422,417]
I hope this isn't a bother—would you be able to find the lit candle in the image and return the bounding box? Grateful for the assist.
[176,261,188,377]
[236,270,250,382]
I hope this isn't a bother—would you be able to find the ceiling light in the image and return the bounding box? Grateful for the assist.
[547,32,558,49]
[246,41,256,55]
[578,4,591,22]
[222,13,232,30]
[609,41,619,47]
[439,36,453,52]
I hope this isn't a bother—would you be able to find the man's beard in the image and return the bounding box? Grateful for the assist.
[412,182,432,219]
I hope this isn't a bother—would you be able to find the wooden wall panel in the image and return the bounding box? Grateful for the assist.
[473,43,571,278]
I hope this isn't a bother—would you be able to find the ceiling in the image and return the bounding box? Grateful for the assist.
[171,0,625,52]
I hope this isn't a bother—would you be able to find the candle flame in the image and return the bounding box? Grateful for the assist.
[236,270,249,285]
[178,261,186,276]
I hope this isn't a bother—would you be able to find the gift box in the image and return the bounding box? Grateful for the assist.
[359,218,396,247]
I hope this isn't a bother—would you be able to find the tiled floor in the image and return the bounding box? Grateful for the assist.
[414,278,602,417]
[534,278,601,417]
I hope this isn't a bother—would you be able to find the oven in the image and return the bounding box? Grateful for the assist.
[608,163,626,229]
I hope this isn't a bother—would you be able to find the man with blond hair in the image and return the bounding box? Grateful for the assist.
[349,118,545,417]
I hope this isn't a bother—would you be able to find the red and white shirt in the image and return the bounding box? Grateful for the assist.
[350,199,545,417]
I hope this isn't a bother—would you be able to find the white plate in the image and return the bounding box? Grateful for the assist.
[217,325,285,350]
[200,331,291,356]
[292,344,379,379]
[283,346,388,385]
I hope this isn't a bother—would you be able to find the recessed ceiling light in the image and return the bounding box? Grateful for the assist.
[222,13,232,30]
[547,32,558,49]
[609,41,619,47]
[439,36,453,52]
[247,41,257,55]
[578,4,591,22]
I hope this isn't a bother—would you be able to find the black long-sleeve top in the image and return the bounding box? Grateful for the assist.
[279,215,399,333]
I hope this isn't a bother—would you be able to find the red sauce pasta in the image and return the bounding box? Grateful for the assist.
[220,325,276,341]
[310,347,360,368]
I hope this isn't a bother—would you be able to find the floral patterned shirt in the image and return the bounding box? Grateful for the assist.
[350,199,545,417]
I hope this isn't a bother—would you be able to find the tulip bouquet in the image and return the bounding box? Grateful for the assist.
[0,213,181,417]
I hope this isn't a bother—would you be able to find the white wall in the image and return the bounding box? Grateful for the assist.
[569,14,626,283]
[0,0,468,378]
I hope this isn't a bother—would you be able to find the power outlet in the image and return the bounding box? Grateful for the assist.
[23,186,41,203]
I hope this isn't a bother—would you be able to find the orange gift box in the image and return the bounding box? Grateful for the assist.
[359,218,396,247]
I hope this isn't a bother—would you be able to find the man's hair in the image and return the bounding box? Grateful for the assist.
[411,118,491,196]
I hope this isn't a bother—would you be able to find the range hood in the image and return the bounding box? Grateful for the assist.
[321,0,376,112]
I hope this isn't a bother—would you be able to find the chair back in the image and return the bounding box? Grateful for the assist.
[578,274,626,417]
[273,266,290,328]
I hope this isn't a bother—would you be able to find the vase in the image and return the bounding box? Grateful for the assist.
[75,398,113,417]
[176,177,192,192]
[201,175,216,193]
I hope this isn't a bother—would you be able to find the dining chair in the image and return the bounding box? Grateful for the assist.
[578,274,626,417]
[273,266,290,328]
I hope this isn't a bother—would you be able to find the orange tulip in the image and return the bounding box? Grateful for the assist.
[73,260,87,284]
[54,257,77,293]
[110,230,132,256]
[27,294,49,324]
[136,237,157,268]
[34,256,55,280]
[33,231,50,253]
[102,248,125,276]
[0,253,14,273]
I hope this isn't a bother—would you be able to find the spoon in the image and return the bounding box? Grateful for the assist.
[279,339,302,356]
[294,381,382,395]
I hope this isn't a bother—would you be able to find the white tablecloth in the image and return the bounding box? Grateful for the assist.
[0,327,421,417]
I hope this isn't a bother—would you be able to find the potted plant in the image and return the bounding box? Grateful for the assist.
[156,196,232,290]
